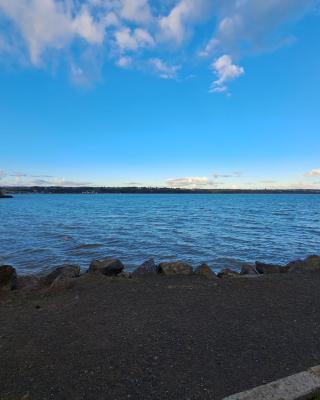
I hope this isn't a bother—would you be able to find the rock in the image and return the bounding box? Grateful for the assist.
[50,275,76,291]
[132,259,159,276]
[255,262,281,274]
[118,272,133,279]
[88,259,124,276]
[0,265,17,291]
[43,264,80,286]
[194,264,218,280]
[74,272,107,287]
[217,268,240,279]
[158,262,193,276]
[241,264,258,275]
[16,275,41,291]
[283,255,320,273]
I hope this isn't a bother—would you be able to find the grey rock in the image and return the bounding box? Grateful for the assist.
[43,265,80,286]
[0,265,17,291]
[217,268,240,279]
[88,259,124,276]
[283,255,320,273]
[194,264,218,280]
[158,262,193,276]
[132,259,159,276]
[118,272,133,279]
[255,262,281,274]
[241,264,258,275]
[17,275,41,291]
[50,275,76,291]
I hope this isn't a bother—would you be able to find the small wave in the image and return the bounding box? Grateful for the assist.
[22,248,48,254]
[74,243,103,249]
[54,234,74,241]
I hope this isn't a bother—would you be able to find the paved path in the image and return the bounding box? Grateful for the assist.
[1,273,320,399]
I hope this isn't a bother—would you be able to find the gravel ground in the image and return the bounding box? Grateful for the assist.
[1,273,320,400]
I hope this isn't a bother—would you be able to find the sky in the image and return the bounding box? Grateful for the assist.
[0,0,320,189]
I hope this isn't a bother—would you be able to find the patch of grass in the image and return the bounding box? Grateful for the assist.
[311,393,320,400]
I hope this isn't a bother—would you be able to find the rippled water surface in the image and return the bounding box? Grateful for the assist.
[1,194,320,274]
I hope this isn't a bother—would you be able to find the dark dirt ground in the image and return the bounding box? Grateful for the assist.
[1,272,320,400]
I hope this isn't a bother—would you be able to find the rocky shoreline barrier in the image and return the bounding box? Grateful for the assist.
[1,254,320,294]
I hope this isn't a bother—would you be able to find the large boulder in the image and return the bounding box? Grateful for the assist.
[132,259,159,276]
[50,275,76,291]
[118,272,133,279]
[88,259,124,276]
[217,268,240,279]
[158,262,193,276]
[255,262,281,274]
[43,264,80,286]
[283,255,320,273]
[194,264,218,280]
[241,264,258,275]
[0,265,17,292]
[16,275,41,291]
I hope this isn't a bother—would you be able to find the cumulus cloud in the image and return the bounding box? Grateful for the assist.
[0,0,317,87]
[267,181,320,190]
[159,0,211,44]
[0,170,6,180]
[150,58,180,79]
[120,0,153,24]
[115,27,154,52]
[305,168,320,177]
[123,181,142,186]
[0,0,105,65]
[117,55,132,68]
[166,177,210,187]
[210,54,244,93]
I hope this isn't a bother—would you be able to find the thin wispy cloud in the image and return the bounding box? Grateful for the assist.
[0,0,317,91]
[30,178,92,187]
[305,168,320,177]
[212,171,242,179]
[0,170,91,186]
[150,58,180,79]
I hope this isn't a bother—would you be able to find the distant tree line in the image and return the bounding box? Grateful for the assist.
[3,186,320,195]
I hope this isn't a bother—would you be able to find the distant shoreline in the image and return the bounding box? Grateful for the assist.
[2,186,320,195]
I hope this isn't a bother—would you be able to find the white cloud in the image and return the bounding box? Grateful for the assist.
[198,37,219,57]
[210,54,244,93]
[0,0,105,65]
[72,6,105,44]
[0,170,90,186]
[202,0,315,58]
[30,178,92,186]
[212,171,242,179]
[0,0,317,88]
[159,0,210,44]
[150,58,180,79]
[117,55,132,68]
[166,177,210,187]
[120,0,152,24]
[115,27,154,52]
[305,168,320,177]
[267,181,320,190]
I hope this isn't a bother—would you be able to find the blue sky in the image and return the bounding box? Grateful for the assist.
[0,0,320,188]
